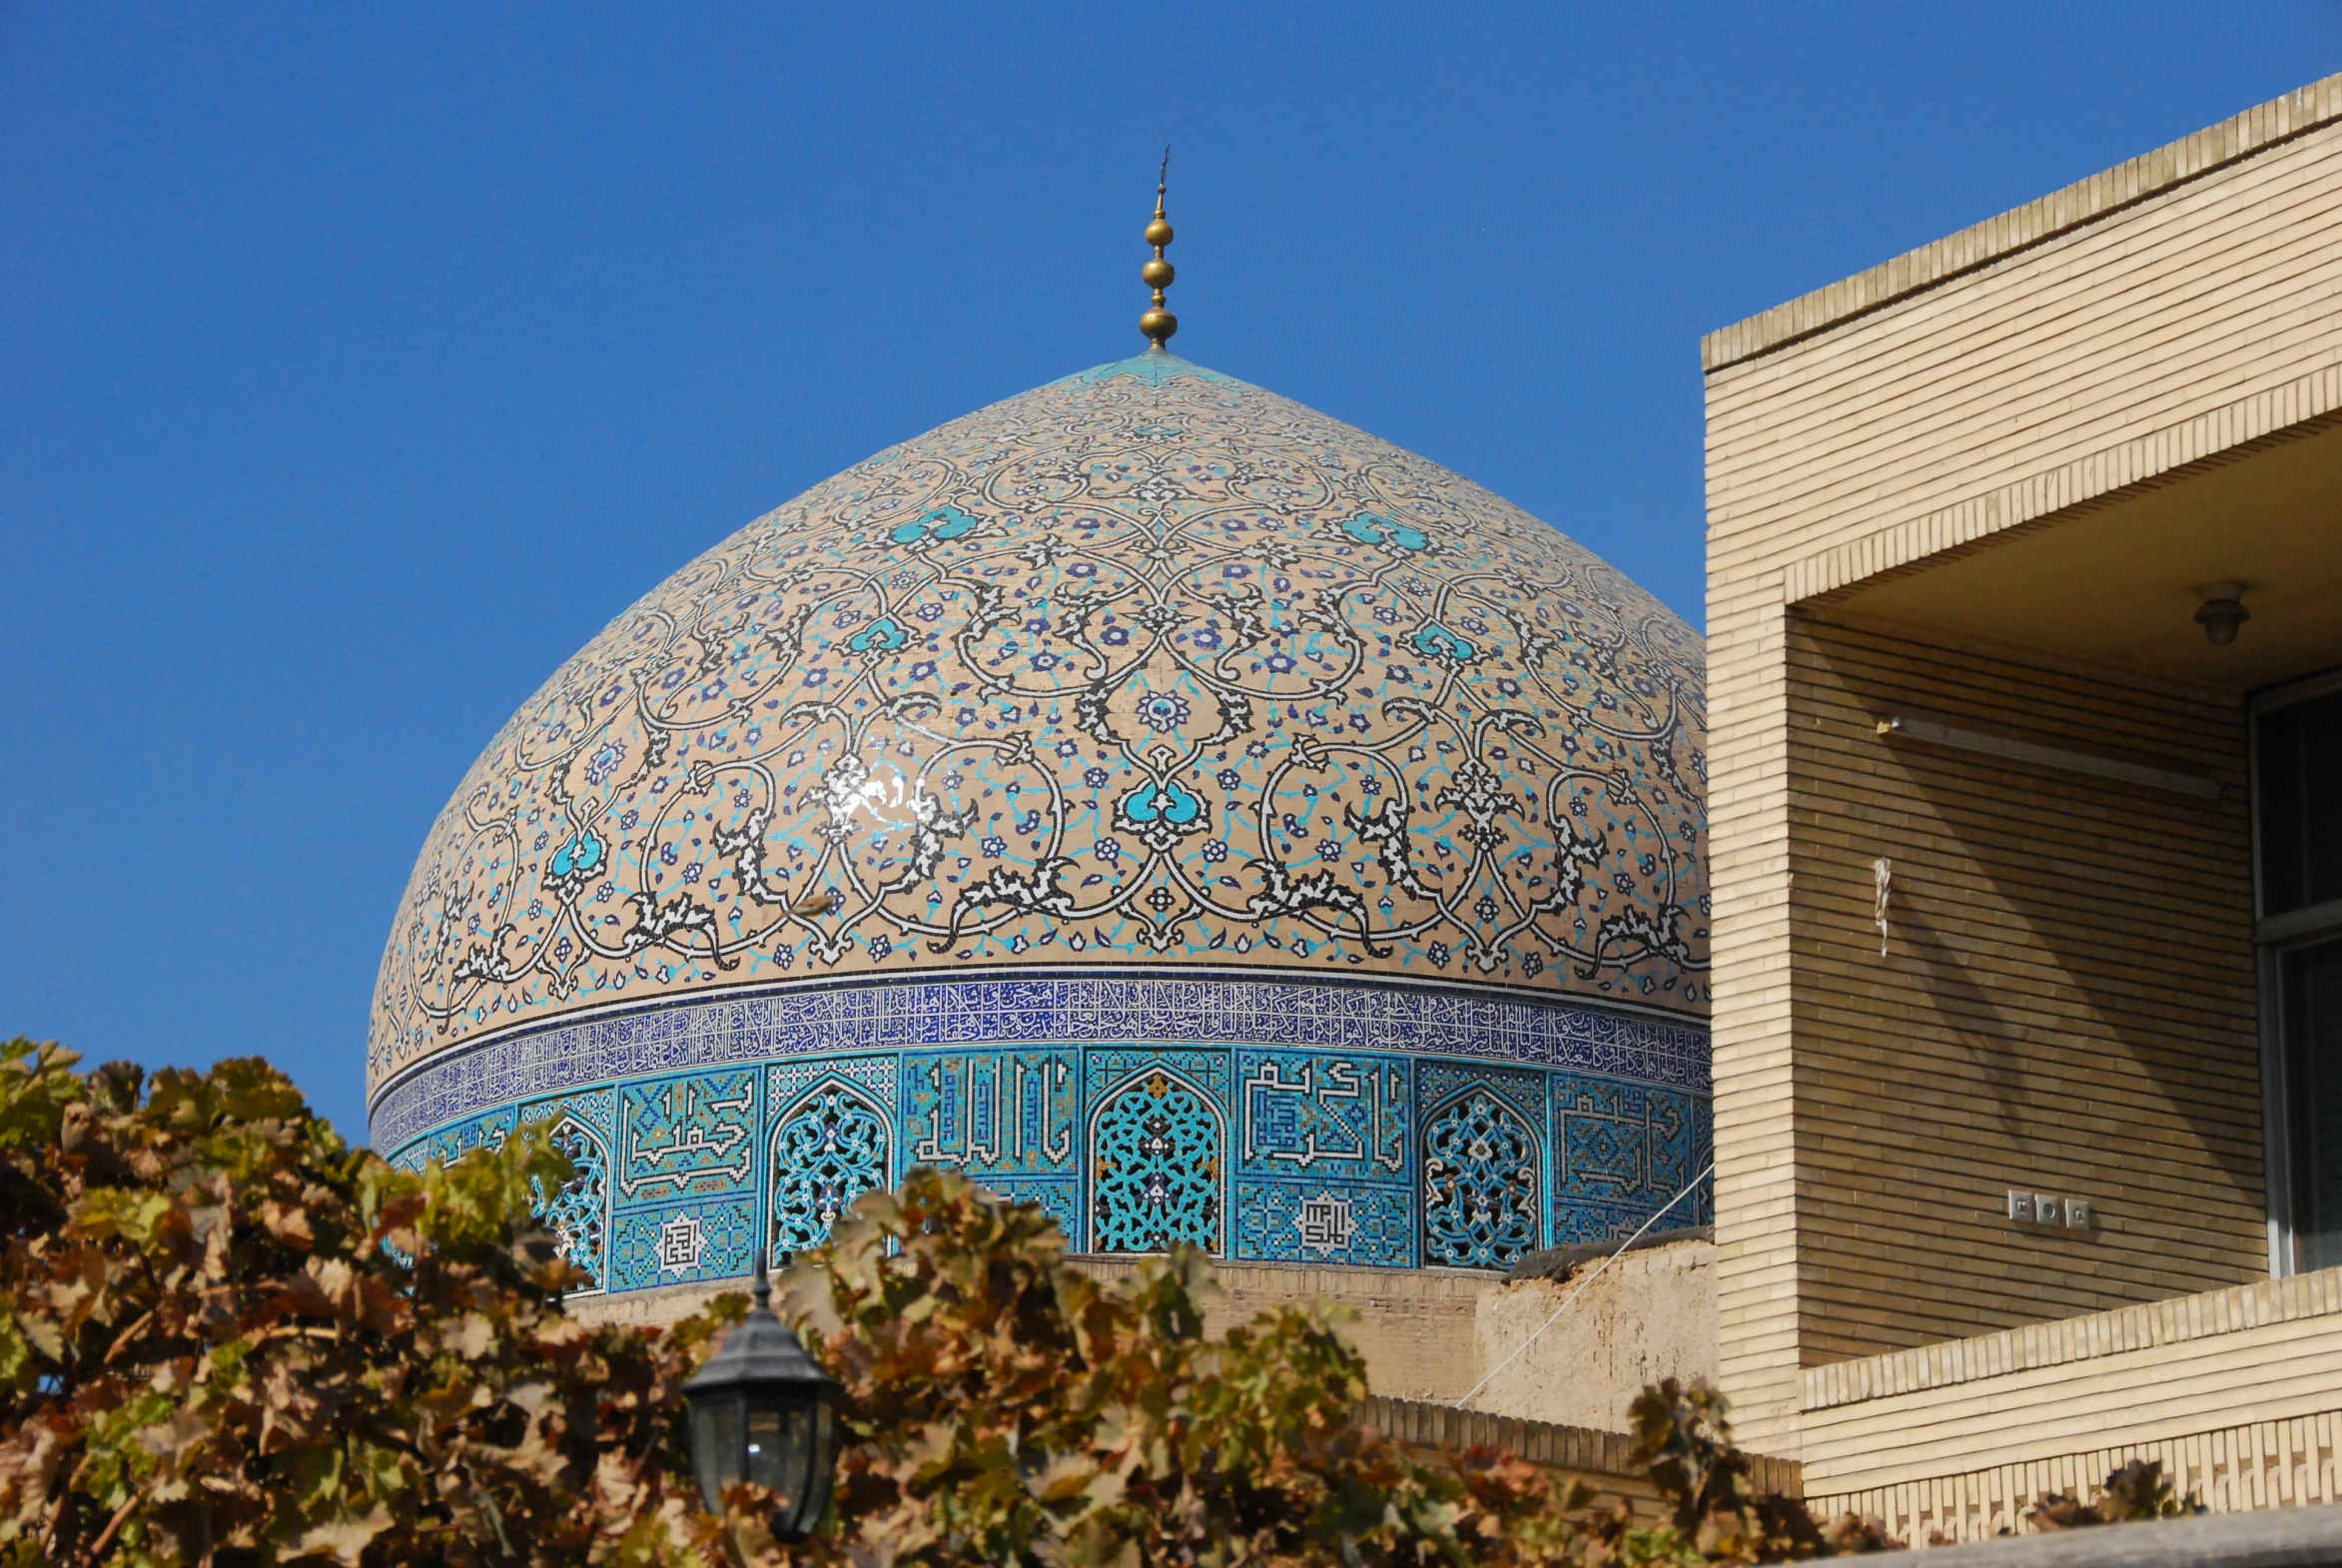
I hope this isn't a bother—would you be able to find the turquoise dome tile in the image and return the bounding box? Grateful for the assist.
[1054,352,1237,387]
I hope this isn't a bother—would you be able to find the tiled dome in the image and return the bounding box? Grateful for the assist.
[370,352,1710,1294]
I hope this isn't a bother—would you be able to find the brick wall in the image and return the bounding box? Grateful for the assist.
[1799,1268,2342,1541]
[1785,618,2259,1360]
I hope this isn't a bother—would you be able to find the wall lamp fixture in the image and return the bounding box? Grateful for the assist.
[2195,581,2250,646]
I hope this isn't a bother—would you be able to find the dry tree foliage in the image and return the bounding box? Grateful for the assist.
[0,1040,726,1567]
[0,1040,1887,1568]
[725,1170,1895,1568]
[2026,1459,2203,1532]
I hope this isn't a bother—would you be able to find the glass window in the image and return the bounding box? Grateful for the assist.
[2288,940,2342,1272]
[2258,686,2342,1275]
[2258,690,2342,915]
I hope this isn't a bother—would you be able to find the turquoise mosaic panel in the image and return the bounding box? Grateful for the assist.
[610,1070,759,1291]
[617,1070,758,1203]
[610,1195,757,1291]
[1232,1048,1412,1266]
[767,1057,896,1256]
[904,1048,1081,1245]
[904,1049,1080,1176]
[1233,1050,1408,1181]
[519,1087,616,1294]
[1416,1061,1546,1269]
[1086,1049,1229,1255]
[1549,1074,1712,1244]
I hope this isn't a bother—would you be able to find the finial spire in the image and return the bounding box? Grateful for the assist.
[1140,149,1177,350]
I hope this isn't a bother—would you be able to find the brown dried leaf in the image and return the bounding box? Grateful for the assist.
[290,1503,395,1565]
[260,1198,317,1250]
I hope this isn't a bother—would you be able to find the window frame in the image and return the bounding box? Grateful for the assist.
[2252,666,2342,1276]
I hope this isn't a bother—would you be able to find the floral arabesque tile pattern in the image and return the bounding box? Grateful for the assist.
[519,1087,616,1293]
[371,353,1707,1094]
[770,1077,893,1256]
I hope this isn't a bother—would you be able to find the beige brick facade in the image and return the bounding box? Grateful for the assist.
[1704,71,2342,1472]
[1782,618,2261,1361]
[1800,1268,2342,1539]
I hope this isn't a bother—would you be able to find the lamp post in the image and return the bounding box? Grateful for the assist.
[681,1248,842,1540]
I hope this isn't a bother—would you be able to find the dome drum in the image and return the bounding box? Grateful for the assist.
[371,351,1713,1294]
[377,972,1710,1294]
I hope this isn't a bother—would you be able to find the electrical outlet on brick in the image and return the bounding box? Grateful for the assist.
[2007,1188,2094,1231]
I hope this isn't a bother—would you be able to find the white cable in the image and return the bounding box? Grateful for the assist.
[1450,1161,1717,1411]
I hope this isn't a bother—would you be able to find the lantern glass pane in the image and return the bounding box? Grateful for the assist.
[781,1401,814,1518]
[747,1396,814,1525]
[803,1397,838,1526]
[692,1396,742,1511]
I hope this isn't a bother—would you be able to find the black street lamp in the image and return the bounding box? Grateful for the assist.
[682,1249,842,1540]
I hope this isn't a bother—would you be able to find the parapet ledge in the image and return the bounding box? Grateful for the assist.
[1803,1266,2342,1414]
[1703,74,2342,374]
[1359,1395,1801,1500]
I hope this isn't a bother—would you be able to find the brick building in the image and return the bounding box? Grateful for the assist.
[1703,72,2342,1535]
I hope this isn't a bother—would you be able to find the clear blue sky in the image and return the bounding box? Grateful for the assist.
[6,4,2337,1142]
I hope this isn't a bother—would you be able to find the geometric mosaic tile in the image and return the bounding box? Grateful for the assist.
[610,1195,758,1291]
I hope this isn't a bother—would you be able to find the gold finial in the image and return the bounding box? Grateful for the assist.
[1140,148,1177,350]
